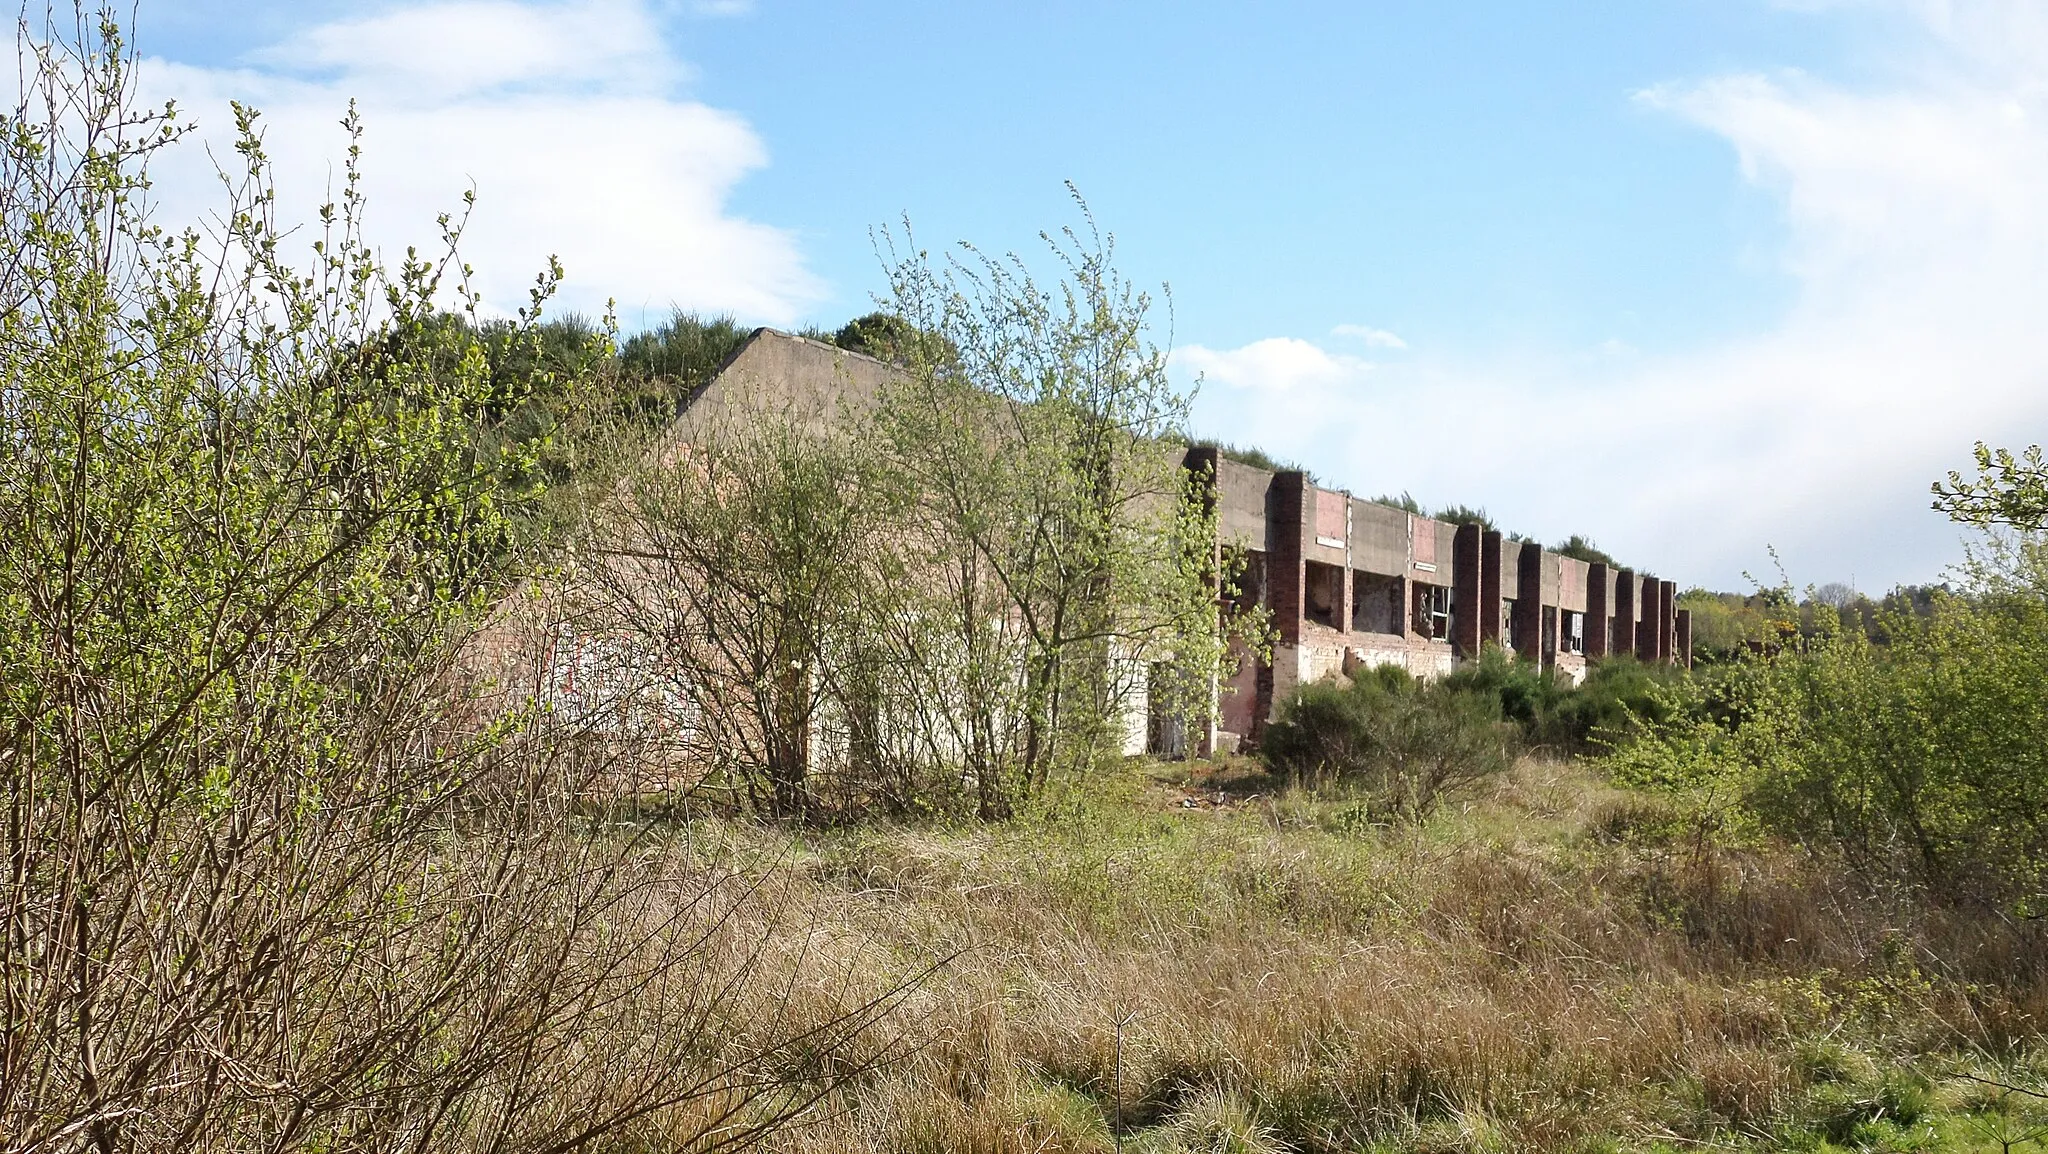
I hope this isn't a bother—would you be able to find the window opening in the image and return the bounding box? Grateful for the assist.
[1303,560,1343,630]
[1352,571,1402,634]
[1412,582,1452,641]
[1559,609,1585,655]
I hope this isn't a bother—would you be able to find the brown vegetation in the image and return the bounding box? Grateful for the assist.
[641,762,2048,1153]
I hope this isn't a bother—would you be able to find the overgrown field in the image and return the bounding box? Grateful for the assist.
[659,760,2048,1154]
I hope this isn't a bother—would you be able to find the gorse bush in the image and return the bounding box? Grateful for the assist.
[1438,647,1687,752]
[618,307,752,387]
[1263,651,1707,820]
[1262,665,1514,817]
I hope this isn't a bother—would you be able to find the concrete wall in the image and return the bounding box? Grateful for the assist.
[1349,499,1410,575]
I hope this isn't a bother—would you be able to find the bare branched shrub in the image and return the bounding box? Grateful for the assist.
[0,13,906,1150]
[574,209,1264,824]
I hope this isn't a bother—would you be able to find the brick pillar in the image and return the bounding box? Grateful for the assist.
[1514,544,1542,659]
[1676,608,1693,670]
[1636,574,1659,662]
[1586,563,1610,659]
[1183,447,1222,756]
[1612,568,1636,656]
[1659,580,1677,665]
[1271,472,1308,646]
[1452,523,1481,659]
[1479,530,1503,648]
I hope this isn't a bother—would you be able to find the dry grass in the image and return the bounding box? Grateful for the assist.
[646,760,2048,1153]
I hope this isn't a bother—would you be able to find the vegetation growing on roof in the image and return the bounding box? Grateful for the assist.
[1551,533,1619,568]
[1188,438,1312,477]
[618,308,752,390]
[1432,503,1495,531]
[831,310,917,361]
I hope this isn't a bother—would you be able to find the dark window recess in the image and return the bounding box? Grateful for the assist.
[1412,583,1452,641]
[1303,560,1343,630]
[1500,598,1517,651]
[1352,571,1403,634]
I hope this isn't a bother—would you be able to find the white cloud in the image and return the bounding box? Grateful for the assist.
[1331,323,1409,350]
[137,0,818,327]
[1183,1,2048,591]
[1174,338,1375,393]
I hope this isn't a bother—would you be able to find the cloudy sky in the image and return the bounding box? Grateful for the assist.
[131,0,2048,592]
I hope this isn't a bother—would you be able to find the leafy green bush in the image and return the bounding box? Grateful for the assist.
[1740,594,2048,908]
[1262,666,1514,817]
[1606,583,2048,910]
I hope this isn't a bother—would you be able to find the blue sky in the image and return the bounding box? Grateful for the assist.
[135,1,2048,591]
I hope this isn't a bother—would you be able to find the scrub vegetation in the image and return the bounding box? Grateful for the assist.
[11,9,2048,1154]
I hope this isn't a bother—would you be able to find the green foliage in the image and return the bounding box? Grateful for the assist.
[1678,587,1780,660]
[0,19,901,1149]
[1547,655,1695,745]
[617,307,750,390]
[1933,441,2048,529]
[1551,533,1618,568]
[1262,664,1515,818]
[883,192,1254,809]
[1433,648,1691,753]
[1433,503,1495,531]
[590,410,905,821]
[0,27,553,1143]
[1744,595,2048,907]
[1609,584,2048,909]
[833,309,917,360]
[1375,490,1425,515]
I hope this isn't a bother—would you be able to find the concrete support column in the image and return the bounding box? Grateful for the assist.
[1479,530,1504,649]
[1397,573,1418,640]
[1636,574,1660,662]
[1337,540,1354,640]
[1514,544,1543,659]
[1613,569,1637,657]
[1659,580,1677,665]
[1586,563,1611,660]
[1676,608,1693,670]
[1453,523,1481,659]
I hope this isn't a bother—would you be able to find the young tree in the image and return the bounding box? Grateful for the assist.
[866,195,1243,816]
[578,400,900,821]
